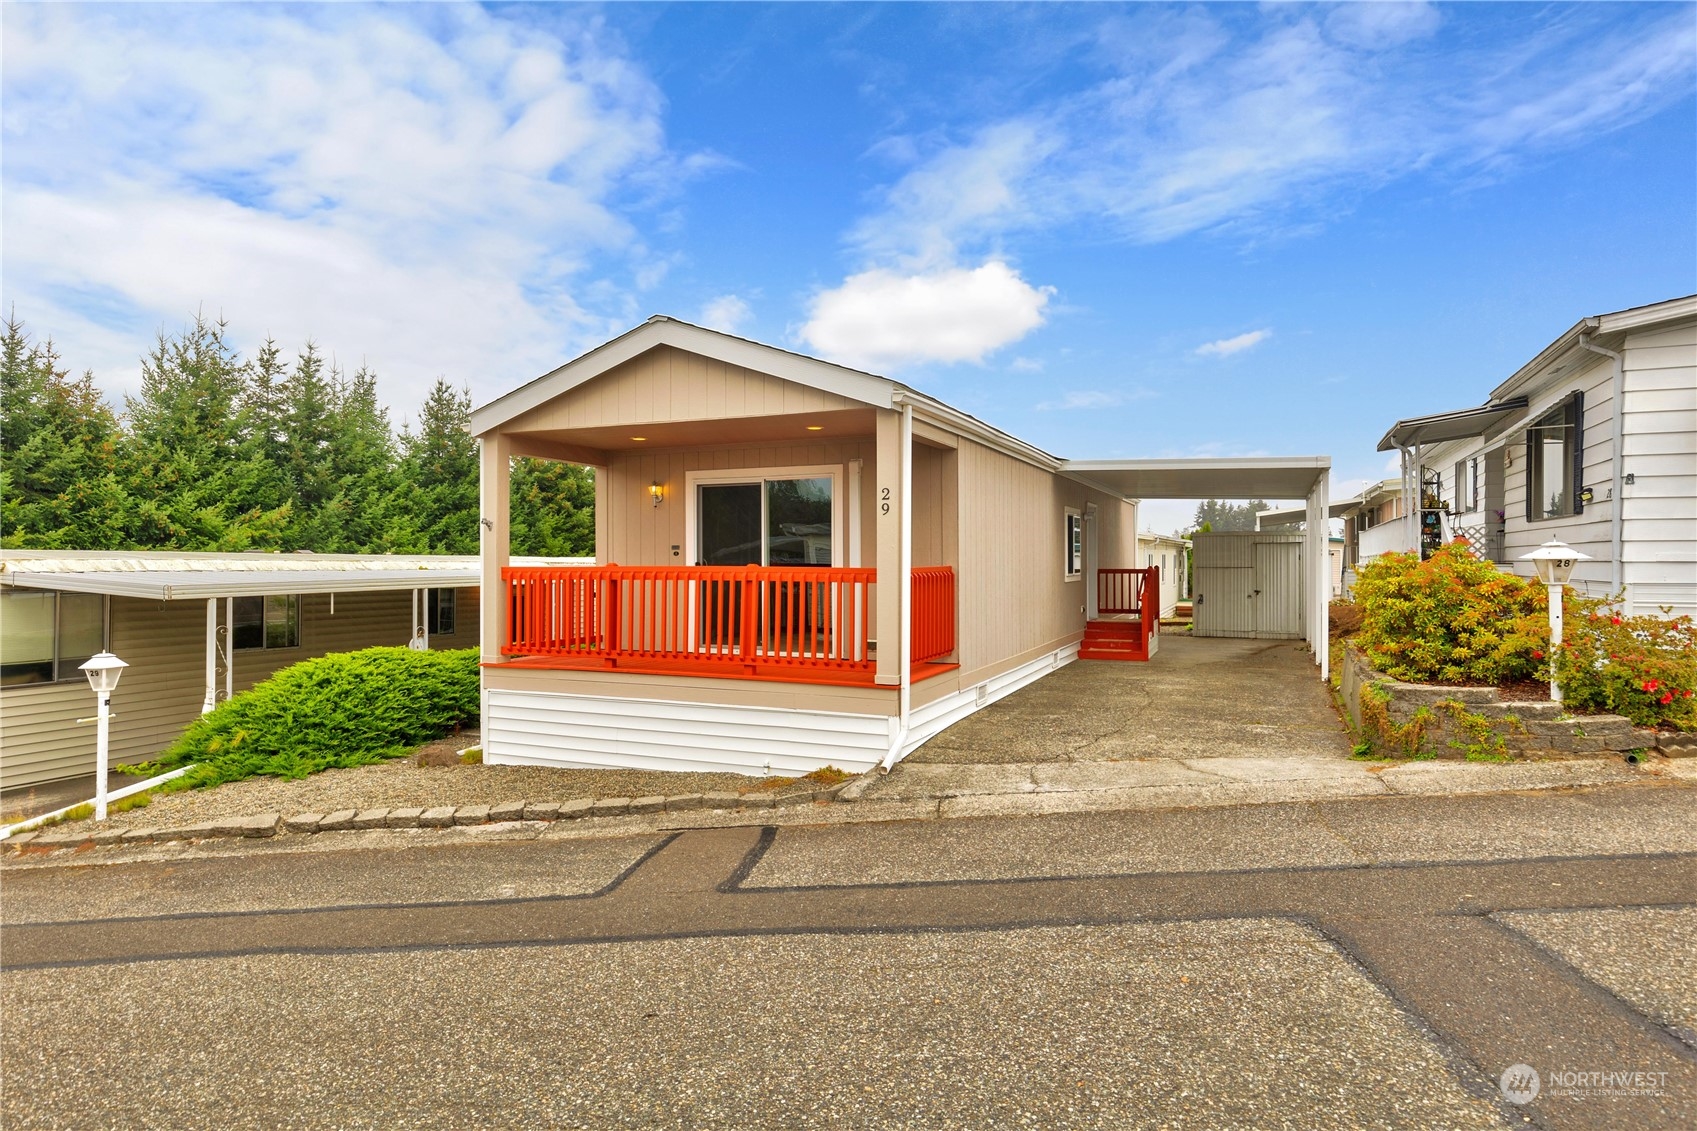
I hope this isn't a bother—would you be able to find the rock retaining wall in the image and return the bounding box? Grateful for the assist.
[1340,647,1663,760]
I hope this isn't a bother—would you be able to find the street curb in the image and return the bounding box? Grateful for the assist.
[5,783,849,856]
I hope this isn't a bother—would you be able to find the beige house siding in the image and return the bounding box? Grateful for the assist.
[0,586,479,792]
[1619,318,1696,609]
[954,438,1136,683]
[507,345,861,434]
[599,440,877,567]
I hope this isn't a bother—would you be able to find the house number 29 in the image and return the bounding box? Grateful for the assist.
[880,487,891,515]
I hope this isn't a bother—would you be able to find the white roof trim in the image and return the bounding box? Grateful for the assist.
[0,568,483,601]
[469,317,900,436]
[1059,457,1330,501]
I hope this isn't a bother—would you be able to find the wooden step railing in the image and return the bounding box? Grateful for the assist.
[1096,566,1160,641]
[503,565,957,675]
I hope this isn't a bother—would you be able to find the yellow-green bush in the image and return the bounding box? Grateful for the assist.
[123,647,479,789]
[1353,542,1547,685]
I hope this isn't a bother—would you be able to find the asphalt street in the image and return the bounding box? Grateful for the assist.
[3,784,1694,1130]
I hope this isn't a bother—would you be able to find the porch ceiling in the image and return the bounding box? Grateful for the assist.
[1059,457,1330,500]
[511,407,877,459]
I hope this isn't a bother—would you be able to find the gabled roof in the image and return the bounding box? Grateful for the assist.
[1489,293,1697,403]
[469,316,905,437]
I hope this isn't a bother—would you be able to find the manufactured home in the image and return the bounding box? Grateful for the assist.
[1135,532,1191,617]
[472,317,1334,776]
[0,552,487,792]
[1376,294,1696,615]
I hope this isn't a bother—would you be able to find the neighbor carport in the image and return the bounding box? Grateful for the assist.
[1061,457,1332,680]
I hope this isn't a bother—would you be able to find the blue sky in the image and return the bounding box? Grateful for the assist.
[4,2,1694,531]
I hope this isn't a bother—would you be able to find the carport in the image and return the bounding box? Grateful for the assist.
[1061,457,1332,680]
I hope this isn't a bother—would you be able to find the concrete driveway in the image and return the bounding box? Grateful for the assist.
[863,635,1368,807]
[912,635,1349,764]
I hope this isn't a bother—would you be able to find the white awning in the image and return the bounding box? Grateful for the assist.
[0,567,482,601]
[1060,456,1330,500]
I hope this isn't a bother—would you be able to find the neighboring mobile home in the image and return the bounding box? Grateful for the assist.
[472,317,1332,776]
[1376,294,1696,615]
[1135,532,1191,616]
[0,552,487,792]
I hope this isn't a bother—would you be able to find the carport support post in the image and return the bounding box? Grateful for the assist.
[1306,471,1330,681]
[201,598,218,714]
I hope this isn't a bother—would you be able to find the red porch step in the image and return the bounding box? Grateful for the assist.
[1079,616,1152,662]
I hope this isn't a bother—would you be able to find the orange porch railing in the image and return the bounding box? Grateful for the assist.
[502,565,956,677]
[1097,566,1160,636]
[911,566,956,664]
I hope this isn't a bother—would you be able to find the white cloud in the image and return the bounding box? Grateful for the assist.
[1035,388,1155,411]
[800,261,1052,371]
[846,8,1693,254]
[1195,328,1272,357]
[0,4,695,409]
[698,294,753,334]
[1008,356,1044,373]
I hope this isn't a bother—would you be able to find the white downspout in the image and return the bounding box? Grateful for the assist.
[201,598,217,714]
[1578,328,1626,608]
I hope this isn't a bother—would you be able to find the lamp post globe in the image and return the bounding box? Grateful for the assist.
[77,652,128,821]
[1518,541,1590,704]
[79,651,128,695]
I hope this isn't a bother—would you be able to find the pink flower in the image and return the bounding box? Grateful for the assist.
[1661,692,1674,706]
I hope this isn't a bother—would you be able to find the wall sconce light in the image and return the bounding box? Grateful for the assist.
[1578,487,1594,505]
[650,482,664,507]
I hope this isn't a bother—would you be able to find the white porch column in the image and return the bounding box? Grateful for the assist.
[224,596,233,705]
[874,408,904,687]
[479,433,512,665]
[1306,470,1330,681]
[201,598,218,714]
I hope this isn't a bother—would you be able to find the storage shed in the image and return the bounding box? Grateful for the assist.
[1191,531,1308,639]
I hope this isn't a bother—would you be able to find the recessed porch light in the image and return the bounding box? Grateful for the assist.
[630,436,647,441]
[805,425,823,431]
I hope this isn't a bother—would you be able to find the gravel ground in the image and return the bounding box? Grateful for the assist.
[1,919,1506,1130]
[0,834,665,923]
[1495,906,1697,1041]
[748,786,1697,887]
[41,759,803,834]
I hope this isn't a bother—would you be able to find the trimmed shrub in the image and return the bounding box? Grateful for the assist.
[1555,597,1696,730]
[1353,542,1548,685]
[124,647,480,789]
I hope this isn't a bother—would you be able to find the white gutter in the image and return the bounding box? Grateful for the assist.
[0,765,195,840]
[1577,326,1627,607]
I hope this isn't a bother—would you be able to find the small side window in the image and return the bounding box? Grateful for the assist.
[234,595,300,650]
[427,589,456,636]
[1064,510,1082,579]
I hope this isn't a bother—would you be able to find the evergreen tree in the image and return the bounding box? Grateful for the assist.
[0,314,131,547]
[511,458,596,557]
[398,378,478,553]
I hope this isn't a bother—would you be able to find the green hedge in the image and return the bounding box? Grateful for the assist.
[124,647,480,789]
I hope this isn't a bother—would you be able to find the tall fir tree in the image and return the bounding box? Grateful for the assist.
[0,314,132,548]
[397,378,479,553]
[510,458,596,557]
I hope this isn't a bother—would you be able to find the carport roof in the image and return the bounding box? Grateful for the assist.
[1060,457,1330,500]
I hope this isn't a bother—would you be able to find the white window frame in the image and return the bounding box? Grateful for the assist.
[1064,508,1083,581]
[0,589,110,686]
[684,464,845,568]
[232,594,302,651]
[426,588,456,636]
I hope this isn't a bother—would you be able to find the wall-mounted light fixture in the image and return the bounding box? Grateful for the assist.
[806,425,823,431]
[650,481,664,507]
[1578,487,1594,505]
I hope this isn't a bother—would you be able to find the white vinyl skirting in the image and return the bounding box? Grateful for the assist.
[483,642,1080,777]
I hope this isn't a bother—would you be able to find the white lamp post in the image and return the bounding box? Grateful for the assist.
[1520,540,1589,703]
[78,652,128,821]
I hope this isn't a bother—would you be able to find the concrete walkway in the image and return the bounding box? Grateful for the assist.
[855,636,1651,811]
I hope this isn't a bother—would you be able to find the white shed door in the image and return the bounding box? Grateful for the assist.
[1252,542,1303,639]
